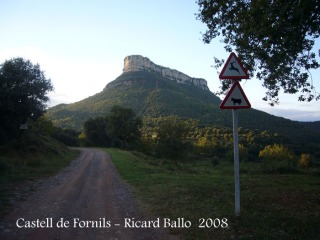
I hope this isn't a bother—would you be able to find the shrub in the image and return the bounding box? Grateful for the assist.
[259,144,297,173]
[298,154,311,170]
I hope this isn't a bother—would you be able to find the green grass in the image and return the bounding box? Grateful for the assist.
[0,133,80,180]
[0,136,80,217]
[106,148,320,240]
[0,149,79,181]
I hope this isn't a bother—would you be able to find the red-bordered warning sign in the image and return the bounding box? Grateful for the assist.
[220,81,251,109]
[219,52,249,80]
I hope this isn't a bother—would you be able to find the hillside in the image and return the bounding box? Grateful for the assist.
[46,69,320,146]
[47,70,221,129]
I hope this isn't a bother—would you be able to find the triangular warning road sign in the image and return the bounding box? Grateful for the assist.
[219,52,249,80]
[220,81,251,109]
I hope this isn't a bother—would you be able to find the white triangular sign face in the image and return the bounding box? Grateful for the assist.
[220,81,251,109]
[219,52,249,80]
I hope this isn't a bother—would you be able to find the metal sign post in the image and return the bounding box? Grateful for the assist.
[218,52,251,216]
[233,109,240,216]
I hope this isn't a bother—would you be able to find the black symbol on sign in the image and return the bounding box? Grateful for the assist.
[229,61,240,74]
[231,97,242,105]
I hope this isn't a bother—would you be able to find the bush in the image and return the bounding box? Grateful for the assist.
[259,144,297,173]
[298,154,311,170]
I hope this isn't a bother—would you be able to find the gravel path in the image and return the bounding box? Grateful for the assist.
[0,148,174,240]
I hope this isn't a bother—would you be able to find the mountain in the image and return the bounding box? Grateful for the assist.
[46,55,320,145]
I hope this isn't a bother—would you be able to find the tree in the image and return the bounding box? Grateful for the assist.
[31,116,54,136]
[197,0,320,105]
[0,58,53,142]
[52,127,80,147]
[107,105,142,148]
[80,106,141,148]
[154,116,191,159]
[83,117,110,147]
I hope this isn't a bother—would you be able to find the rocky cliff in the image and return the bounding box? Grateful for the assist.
[123,55,209,90]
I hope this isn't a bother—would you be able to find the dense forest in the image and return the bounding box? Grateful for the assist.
[74,112,319,174]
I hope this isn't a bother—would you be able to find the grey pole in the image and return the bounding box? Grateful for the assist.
[233,109,240,216]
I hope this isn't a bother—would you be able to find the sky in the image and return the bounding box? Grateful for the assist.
[0,0,319,122]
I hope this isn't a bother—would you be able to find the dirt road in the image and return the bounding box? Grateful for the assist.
[0,148,171,240]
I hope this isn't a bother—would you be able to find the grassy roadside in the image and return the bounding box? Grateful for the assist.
[0,139,80,217]
[106,148,320,240]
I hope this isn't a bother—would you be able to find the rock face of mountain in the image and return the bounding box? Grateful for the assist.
[123,55,209,90]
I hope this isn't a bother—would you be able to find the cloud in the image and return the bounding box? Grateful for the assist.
[256,105,320,122]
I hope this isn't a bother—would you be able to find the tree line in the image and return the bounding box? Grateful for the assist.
[79,112,318,172]
[79,105,141,148]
